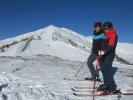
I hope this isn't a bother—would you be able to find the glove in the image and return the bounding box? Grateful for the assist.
[98,50,105,56]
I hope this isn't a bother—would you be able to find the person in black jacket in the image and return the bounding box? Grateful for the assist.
[85,22,104,81]
[97,22,121,94]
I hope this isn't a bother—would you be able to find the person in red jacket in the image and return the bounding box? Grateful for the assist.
[97,22,121,94]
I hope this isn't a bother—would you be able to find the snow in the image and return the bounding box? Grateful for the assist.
[116,43,133,64]
[0,25,91,62]
[0,25,132,100]
[0,55,132,100]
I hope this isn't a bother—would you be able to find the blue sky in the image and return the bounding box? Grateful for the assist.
[0,0,133,43]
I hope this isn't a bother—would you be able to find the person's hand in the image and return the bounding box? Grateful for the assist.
[98,50,106,56]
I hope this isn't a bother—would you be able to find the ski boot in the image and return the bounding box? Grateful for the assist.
[102,89,121,95]
[97,84,109,91]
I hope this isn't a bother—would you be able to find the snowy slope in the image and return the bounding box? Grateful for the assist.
[0,25,91,62]
[116,43,133,64]
[0,55,132,100]
[0,25,133,64]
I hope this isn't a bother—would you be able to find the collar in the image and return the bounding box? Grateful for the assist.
[93,30,104,36]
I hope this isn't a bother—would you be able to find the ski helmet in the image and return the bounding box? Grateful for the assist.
[103,21,113,30]
[94,22,102,28]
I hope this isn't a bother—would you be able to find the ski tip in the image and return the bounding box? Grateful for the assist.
[122,93,133,95]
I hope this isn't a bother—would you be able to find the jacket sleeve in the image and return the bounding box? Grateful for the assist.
[109,33,116,47]
[91,39,94,52]
[104,33,116,53]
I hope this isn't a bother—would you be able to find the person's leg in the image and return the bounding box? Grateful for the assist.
[101,52,117,91]
[87,52,97,78]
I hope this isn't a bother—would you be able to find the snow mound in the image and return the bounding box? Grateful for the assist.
[116,43,133,64]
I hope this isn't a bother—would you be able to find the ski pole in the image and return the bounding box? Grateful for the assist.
[74,57,88,77]
[92,68,99,100]
[92,76,97,100]
[92,56,101,100]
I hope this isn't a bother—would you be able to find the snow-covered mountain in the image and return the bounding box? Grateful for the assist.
[0,25,133,100]
[0,25,133,64]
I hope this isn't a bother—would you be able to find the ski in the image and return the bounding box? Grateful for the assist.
[72,87,133,97]
[74,86,98,90]
[63,78,103,82]
[74,86,133,91]
[71,88,96,92]
[73,88,133,92]
[73,92,133,97]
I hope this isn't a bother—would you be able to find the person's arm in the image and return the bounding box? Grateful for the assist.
[98,31,117,56]
[91,33,95,52]
[104,32,116,53]
[91,39,94,51]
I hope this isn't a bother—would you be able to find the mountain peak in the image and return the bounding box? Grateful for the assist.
[45,25,59,30]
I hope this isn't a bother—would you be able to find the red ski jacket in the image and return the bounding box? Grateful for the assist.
[102,28,118,54]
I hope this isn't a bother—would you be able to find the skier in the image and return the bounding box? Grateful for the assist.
[85,22,104,81]
[97,22,121,94]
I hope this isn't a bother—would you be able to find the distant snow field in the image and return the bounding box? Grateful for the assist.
[0,25,132,100]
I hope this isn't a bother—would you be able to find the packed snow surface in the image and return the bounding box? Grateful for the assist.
[0,55,132,100]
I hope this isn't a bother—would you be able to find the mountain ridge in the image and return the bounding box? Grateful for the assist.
[0,25,133,65]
